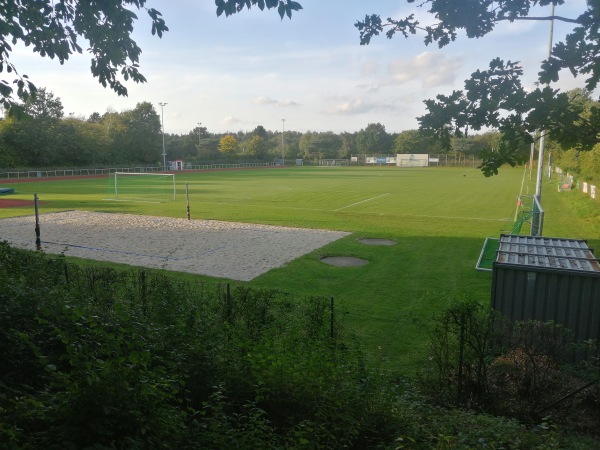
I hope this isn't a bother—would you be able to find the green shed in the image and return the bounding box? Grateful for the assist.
[491,234,600,345]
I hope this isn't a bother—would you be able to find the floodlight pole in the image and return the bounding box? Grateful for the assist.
[535,3,555,202]
[281,118,285,165]
[159,102,167,169]
[197,122,202,147]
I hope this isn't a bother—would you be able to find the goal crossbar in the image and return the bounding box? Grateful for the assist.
[112,172,176,202]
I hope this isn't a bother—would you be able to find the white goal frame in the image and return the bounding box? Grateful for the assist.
[113,172,176,201]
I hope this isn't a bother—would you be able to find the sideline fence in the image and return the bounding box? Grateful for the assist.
[351,154,483,167]
[0,162,276,180]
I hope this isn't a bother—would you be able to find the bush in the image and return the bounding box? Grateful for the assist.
[1,244,598,448]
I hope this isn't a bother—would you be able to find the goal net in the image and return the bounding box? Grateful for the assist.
[512,195,544,236]
[106,172,176,203]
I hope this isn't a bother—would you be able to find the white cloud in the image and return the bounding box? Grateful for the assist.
[361,60,379,76]
[253,96,278,105]
[221,116,242,127]
[328,99,371,115]
[252,97,300,107]
[387,51,464,88]
[278,99,300,107]
[325,97,399,116]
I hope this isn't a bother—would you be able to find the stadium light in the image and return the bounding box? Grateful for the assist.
[535,3,554,204]
[281,118,285,165]
[159,102,167,169]
[197,122,201,147]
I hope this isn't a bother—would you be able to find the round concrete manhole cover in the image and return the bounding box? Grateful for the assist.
[320,256,368,267]
[358,238,396,246]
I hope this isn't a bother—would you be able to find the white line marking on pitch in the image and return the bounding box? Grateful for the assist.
[334,193,391,212]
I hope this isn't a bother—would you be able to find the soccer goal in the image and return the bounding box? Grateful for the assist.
[512,195,544,236]
[106,172,176,203]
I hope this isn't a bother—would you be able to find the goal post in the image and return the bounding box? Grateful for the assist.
[107,172,176,203]
[531,195,544,236]
[512,194,544,236]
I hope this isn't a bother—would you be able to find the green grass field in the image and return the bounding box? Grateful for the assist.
[2,166,598,373]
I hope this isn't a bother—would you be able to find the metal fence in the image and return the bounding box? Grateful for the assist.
[0,162,277,180]
[351,154,483,167]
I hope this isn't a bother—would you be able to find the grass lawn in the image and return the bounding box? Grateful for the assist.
[2,165,598,374]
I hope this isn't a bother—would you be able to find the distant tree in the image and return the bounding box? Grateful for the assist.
[219,135,239,156]
[577,145,600,181]
[469,132,501,156]
[87,112,102,123]
[197,136,221,161]
[315,132,342,159]
[1,88,64,165]
[191,124,209,149]
[274,130,301,160]
[252,125,269,140]
[339,132,357,158]
[394,129,441,154]
[111,102,161,163]
[163,134,196,161]
[77,120,111,165]
[0,117,24,166]
[298,131,316,160]
[11,88,63,120]
[356,123,391,154]
[245,135,268,159]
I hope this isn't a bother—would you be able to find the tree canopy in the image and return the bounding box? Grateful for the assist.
[214,0,302,19]
[0,0,168,106]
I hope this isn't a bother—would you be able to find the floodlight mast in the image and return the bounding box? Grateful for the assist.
[159,102,167,169]
[535,3,555,204]
[281,118,285,165]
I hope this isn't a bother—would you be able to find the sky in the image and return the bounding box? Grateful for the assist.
[8,0,591,135]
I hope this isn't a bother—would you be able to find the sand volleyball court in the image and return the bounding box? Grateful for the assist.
[0,211,350,281]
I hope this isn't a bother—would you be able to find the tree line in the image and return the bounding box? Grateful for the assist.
[1,86,599,183]
[0,88,495,169]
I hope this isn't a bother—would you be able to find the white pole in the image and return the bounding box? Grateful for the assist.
[528,141,535,180]
[159,102,167,169]
[535,3,555,202]
[515,165,527,221]
[281,118,285,165]
[535,131,545,199]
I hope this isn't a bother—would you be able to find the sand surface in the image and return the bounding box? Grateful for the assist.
[0,211,350,281]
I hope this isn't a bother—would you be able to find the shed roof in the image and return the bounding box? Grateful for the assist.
[495,234,600,274]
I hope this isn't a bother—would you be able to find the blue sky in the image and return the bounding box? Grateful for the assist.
[10,0,590,135]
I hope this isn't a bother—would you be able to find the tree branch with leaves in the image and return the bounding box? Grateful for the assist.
[0,0,168,107]
[355,0,600,175]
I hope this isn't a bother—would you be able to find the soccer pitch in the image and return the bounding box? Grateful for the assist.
[2,165,597,373]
